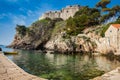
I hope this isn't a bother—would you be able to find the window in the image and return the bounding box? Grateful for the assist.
[110,30,112,32]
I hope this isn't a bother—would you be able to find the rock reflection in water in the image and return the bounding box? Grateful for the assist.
[5,50,120,80]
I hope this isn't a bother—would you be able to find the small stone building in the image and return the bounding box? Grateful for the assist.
[105,24,120,50]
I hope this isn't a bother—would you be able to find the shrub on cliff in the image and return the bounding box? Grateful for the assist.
[74,6,100,26]
[31,18,51,27]
[12,18,64,50]
[100,24,110,37]
[15,25,27,37]
[66,16,86,35]
[66,6,100,35]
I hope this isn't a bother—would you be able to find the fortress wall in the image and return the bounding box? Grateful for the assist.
[60,6,80,20]
[40,11,61,20]
[39,5,81,20]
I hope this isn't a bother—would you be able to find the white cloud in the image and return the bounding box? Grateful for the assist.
[7,0,18,2]
[12,15,26,25]
[0,13,7,19]
[1,3,55,27]
[19,7,26,12]
[6,0,30,3]
[27,10,34,16]
[25,0,30,2]
[0,13,26,25]
[0,3,55,45]
[28,3,55,19]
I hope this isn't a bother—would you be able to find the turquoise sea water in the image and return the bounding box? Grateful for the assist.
[1,45,120,80]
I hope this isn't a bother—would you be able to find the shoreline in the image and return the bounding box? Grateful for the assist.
[0,52,46,80]
[92,67,120,80]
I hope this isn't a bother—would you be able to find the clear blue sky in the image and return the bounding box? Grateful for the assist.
[0,0,120,45]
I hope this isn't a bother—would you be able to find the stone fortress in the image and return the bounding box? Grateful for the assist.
[39,5,82,20]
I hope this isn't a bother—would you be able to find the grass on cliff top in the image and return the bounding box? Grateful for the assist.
[34,18,51,24]
[30,18,52,28]
[51,21,66,37]
[100,24,110,37]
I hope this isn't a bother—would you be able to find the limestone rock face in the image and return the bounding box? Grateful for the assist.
[45,34,74,52]
[45,33,97,53]
[9,19,56,50]
[9,19,117,54]
[45,27,117,54]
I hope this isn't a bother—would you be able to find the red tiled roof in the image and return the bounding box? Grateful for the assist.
[111,24,120,29]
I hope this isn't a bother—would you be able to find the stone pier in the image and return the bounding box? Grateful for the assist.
[92,67,120,80]
[0,52,46,80]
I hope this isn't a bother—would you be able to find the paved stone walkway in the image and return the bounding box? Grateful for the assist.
[92,67,120,80]
[0,52,46,80]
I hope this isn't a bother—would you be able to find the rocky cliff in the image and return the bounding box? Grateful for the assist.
[9,18,116,54]
[9,18,62,50]
[45,33,97,53]
[45,24,115,54]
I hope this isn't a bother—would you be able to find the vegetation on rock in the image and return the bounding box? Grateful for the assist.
[9,0,120,52]
[16,25,27,37]
[66,6,100,35]
[11,18,62,50]
[65,0,120,36]
[96,0,111,9]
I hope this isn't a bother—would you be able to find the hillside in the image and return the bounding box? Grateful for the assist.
[9,18,63,50]
[9,1,120,53]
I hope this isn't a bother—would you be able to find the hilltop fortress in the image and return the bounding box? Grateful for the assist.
[39,5,82,20]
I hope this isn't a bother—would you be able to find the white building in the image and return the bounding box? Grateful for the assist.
[105,24,120,50]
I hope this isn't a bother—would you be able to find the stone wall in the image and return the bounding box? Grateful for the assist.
[39,5,82,20]
[105,25,120,51]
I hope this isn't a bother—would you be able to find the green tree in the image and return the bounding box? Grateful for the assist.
[66,7,100,35]
[74,14,88,27]
[110,5,120,16]
[75,7,100,22]
[74,6,90,16]
[100,5,120,23]
[96,0,111,9]
[74,7,100,26]
[16,24,27,37]
[100,14,110,23]
[66,17,77,35]
[26,28,34,36]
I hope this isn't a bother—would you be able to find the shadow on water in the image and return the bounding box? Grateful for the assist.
[102,52,120,62]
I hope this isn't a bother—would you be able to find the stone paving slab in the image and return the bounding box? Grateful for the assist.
[0,52,46,80]
[92,67,120,80]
